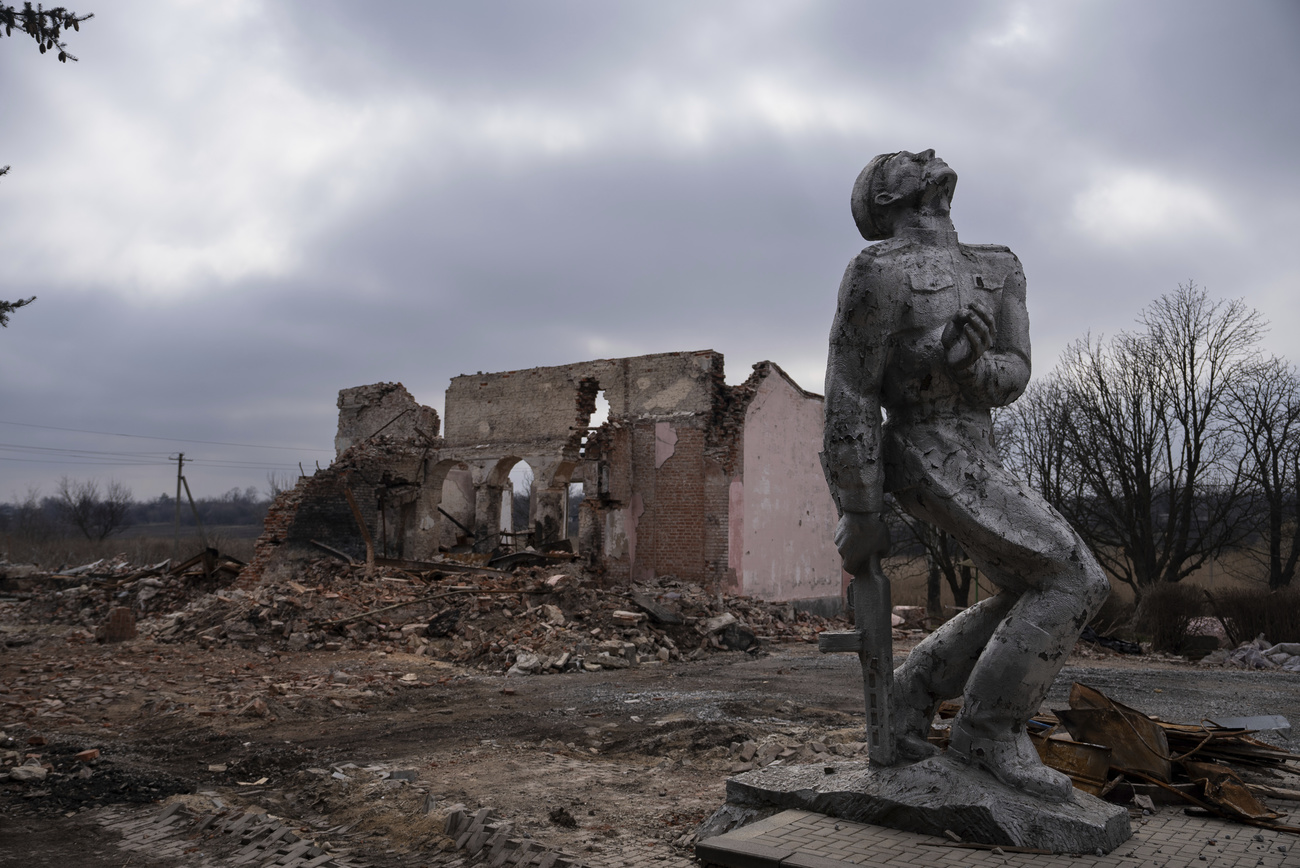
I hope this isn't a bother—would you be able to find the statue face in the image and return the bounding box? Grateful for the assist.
[853,148,960,240]
[879,150,957,210]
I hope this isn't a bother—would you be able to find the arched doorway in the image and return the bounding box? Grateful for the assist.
[422,458,475,553]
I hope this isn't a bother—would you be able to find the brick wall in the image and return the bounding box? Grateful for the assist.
[238,484,305,587]
[239,438,426,586]
[644,424,705,579]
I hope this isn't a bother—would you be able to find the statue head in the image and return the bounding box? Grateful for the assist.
[851,150,957,241]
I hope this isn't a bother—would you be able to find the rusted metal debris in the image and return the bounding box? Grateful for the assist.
[168,547,245,580]
[374,555,511,578]
[1032,734,1112,796]
[1055,683,1172,781]
[1015,682,1300,834]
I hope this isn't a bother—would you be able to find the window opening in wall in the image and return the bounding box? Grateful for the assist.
[579,390,610,457]
[500,460,533,548]
[566,481,584,539]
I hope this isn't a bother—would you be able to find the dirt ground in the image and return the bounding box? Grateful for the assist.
[4,620,1300,867]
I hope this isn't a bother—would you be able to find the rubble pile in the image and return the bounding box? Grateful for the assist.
[0,555,243,637]
[1202,636,1300,672]
[2,556,848,675]
[0,733,190,811]
[1022,683,1300,834]
[193,559,846,674]
[727,734,869,773]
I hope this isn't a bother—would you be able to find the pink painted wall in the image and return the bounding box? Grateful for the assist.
[727,478,744,584]
[739,372,843,602]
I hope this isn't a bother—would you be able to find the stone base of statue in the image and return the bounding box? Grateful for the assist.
[702,757,1131,855]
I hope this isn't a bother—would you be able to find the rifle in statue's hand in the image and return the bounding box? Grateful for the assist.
[818,452,897,767]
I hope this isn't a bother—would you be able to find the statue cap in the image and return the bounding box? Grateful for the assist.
[851,151,900,242]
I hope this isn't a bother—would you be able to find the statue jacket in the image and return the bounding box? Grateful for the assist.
[823,234,1031,514]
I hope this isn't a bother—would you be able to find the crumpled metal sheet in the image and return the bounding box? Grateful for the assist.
[1057,683,1172,782]
[1181,760,1283,821]
[1032,734,1112,795]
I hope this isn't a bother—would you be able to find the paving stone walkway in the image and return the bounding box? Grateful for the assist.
[92,799,698,867]
[96,801,370,868]
[695,807,1298,868]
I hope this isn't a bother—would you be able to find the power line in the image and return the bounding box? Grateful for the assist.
[0,442,171,458]
[0,442,301,466]
[0,419,333,452]
[0,456,302,471]
[0,456,167,466]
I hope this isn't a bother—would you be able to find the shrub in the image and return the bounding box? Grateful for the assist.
[1089,587,1136,637]
[1135,582,1205,653]
[1205,586,1300,647]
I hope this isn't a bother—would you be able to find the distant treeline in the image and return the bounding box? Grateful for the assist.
[131,487,270,526]
[1,482,273,545]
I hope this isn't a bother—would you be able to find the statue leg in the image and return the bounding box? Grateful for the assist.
[948,555,1108,801]
[888,437,1109,799]
[892,592,1017,759]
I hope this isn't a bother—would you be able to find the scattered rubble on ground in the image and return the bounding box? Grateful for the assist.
[1201,636,1300,672]
[3,555,849,678]
[6,551,1300,864]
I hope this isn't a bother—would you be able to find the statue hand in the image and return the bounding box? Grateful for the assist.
[835,511,890,576]
[942,302,996,371]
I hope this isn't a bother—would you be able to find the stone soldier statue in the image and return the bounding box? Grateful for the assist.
[823,150,1110,802]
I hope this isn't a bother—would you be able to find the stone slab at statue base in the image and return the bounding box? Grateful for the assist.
[710,757,1131,855]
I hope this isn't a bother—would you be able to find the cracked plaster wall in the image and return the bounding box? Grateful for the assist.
[737,369,843,603]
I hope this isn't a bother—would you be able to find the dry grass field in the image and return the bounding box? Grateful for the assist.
[2,528,259,572]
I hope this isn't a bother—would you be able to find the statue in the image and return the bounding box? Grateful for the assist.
[822,150,1110,801]
[696,151,1130,852]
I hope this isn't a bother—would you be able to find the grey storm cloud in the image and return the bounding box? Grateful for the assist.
[0,0,1297,498]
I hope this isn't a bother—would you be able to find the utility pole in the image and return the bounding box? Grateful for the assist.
[172,453,184,563]
[181,474,209,550]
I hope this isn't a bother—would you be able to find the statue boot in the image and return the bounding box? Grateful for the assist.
[891,594,1017,763]
[890,673,940,761]
[893,700,941,761]
[948,719,1072,802]
[944,575,1107,803]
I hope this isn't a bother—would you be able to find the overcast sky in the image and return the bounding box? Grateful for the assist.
[1,0,1297,503]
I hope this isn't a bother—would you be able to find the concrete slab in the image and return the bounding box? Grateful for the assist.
[693,804,1296,868]
[719,758,1131,854]
[693,836,794,868]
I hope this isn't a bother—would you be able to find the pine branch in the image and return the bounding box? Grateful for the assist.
[0,4,94,62]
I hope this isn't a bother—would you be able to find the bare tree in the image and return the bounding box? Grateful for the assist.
[55,476,133,540]
[4,485,52,544]
[886,500,974,618]
[1224,357,1300,588]
[998,375,1079,510]
[265,470,298,500]
[1055,283,1263,599]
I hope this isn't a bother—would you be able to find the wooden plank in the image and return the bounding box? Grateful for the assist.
[817,631,862,653]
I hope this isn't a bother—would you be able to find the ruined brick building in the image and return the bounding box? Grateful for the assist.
[246,350,845,611]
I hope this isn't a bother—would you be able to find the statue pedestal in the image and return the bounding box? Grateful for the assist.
[710,758,1131,855]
